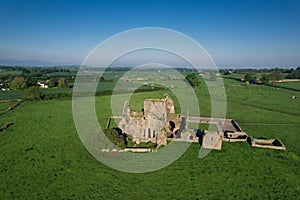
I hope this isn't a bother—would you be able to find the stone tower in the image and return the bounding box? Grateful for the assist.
[118,94,176,146]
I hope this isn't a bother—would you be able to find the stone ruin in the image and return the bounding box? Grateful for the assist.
[196,118,286,151]
[250,138,286,150]
[112,95,286,151]
[118,94,180,146]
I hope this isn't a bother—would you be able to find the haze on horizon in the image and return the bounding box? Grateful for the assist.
[0,0,299,68]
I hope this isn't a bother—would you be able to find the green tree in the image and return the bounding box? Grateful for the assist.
[10,77,26,90]
[58,78,68,88]
[103,128,126,149]
[269,71,283,82]
[25,86,42,99]
[261,74,270,84]
[286,69,300,79]
[186,73,200,87]
[48,78,58,87]
[244,73,253,83]
[21,68,30,76]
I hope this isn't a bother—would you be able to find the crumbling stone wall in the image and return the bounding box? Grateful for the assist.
[118,94,177,146]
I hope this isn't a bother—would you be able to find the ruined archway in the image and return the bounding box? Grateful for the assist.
[169,121,175,132]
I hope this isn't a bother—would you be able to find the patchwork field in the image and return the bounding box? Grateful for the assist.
[0,77,299,199]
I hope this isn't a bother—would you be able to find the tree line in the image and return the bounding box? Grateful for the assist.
[8,77,69,90]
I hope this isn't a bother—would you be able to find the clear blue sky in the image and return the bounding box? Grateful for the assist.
[0,0,299,67]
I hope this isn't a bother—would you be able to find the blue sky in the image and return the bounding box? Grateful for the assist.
[0,0,299,67]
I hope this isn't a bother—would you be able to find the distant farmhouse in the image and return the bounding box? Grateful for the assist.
[0,81,9,91]
[0,84,9,91]
[109,95,285,151]
[37,81,49,88]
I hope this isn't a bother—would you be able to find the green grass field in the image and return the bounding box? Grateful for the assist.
[0,74,126,101]
[0,70,22,76]
[0,76,299,199]
[274,81,300,90]
[0,101,17,111]
[0,90,24,100]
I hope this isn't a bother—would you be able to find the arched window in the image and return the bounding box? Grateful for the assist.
[169,121,175,132]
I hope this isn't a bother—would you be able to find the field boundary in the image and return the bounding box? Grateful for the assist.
[239,123,300,126]
[0,100,22,116]
[0,99,22,103]
[228,98,299,117]
[0,123,14,132]
[266,83,300,92]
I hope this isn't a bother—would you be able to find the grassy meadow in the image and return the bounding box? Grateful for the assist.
[0,74,299,199]
[274,81,300,90]
[0,101,18,112]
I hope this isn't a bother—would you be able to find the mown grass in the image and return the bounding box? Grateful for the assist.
[0,76,299,199]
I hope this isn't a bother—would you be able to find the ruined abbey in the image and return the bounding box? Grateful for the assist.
[118,94,180,146]
[110,95,285,151]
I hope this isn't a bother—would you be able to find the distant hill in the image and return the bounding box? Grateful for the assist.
[0,58,56,67]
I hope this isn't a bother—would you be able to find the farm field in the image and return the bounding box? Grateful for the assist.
[0,71,125,101]
[0,90,24,101]
[0,101,17,112]
[274,81,300,90]
[0,81,117,101]
[0,77,299,199]
[0,69,22,76]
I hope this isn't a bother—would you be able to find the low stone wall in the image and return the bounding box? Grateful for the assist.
[223,131,248,142]
[100,146,161,153]
[100,148,153,153]
[0,101,22,116]
[251,138,286,150]
[231,120,243,132]
[0,123,14,132]
[167,136,199,143]
[222,138,247,142]
[124,148,152,152]
[0,99,22,103]
[107,116,122,128]
[252,143,286,150]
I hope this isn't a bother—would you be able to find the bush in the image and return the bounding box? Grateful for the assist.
[244,73,253,83]
[25,86,42,100]
[103,128,126,149]
[186,73,200,87]
[286,69,300,79]
[261,74,270,84]
[58,78,68,88]
[269,71,283,82]
[11,77,26,90]
[42,92,72,100]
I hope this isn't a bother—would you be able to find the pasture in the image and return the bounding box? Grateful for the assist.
[0,69,22,76]
[0,101,17,112]
[0,75,299,199]
[274,81,300,90]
